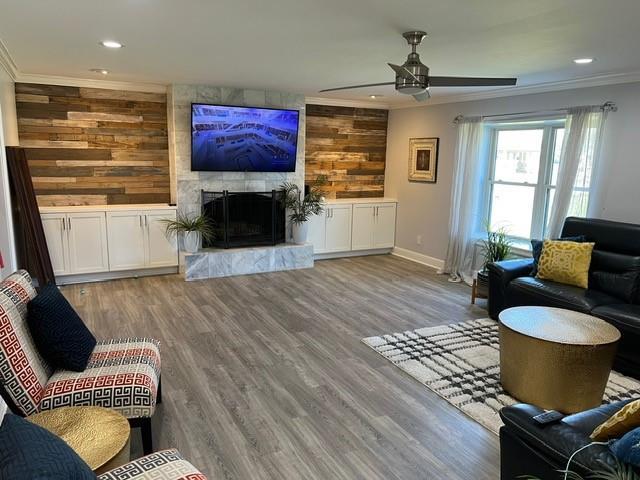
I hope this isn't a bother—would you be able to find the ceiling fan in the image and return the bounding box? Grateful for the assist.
[319,31,517,102]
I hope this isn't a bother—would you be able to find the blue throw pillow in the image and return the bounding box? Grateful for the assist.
[610,426,640,467]
[27,285,96,372]
[530,235,587,276]
[0,413,95,478]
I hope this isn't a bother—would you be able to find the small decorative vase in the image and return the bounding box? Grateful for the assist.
[292,222,308,245]
[183,231,201,253]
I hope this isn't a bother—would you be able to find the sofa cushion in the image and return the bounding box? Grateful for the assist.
[0,270,53,416]
[27,285,97,372]
[40,338,160,418]
[591,271,640,304]
[98,449,206,480]
[0,413,95,479]
[507,276,619,313]
[592,304,640,336]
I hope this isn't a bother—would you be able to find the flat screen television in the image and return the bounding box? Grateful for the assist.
[191,103,299,172]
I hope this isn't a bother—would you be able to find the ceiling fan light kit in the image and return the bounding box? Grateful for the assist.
[320,30,518,102]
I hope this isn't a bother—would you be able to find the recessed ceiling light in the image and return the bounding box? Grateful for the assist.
[100,40,123,49]
[573,58,594,64]
[89,68,109,75]
[369,94,384,99]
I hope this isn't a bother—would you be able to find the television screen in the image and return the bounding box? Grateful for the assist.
[191,104,299,172]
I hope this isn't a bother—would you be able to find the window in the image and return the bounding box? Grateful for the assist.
[486,120,572,240]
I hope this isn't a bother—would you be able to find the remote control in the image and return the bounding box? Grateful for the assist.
[533,410,564,425]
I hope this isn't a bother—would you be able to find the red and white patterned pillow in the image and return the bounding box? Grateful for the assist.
[0,271,53,415]
[98,449,206,480]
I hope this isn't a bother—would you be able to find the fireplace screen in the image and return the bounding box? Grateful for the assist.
[201,190,286,248]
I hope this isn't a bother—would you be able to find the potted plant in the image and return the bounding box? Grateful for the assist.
[162,211,215,254]
[480,223,512,272]
[281,176,327,245]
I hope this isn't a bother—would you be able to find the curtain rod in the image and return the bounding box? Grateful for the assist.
[453,101,617,125]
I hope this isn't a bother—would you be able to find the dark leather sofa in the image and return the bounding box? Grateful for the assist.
[500,400,639,479]
[488,217,640,378]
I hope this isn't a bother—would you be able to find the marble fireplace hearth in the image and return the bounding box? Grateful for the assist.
[180,243,313,281]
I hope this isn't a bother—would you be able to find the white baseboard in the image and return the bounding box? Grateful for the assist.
[391,247,445,270]
[55,266,178,286]
[314,248,392,260]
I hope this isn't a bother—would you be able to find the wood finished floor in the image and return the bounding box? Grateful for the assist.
[61,254,498,479]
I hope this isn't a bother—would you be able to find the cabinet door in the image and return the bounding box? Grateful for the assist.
[107,211,146,271]
[145,210,178,267]
[67,212,109,274]
[41,213,70,276]
[325,205,352,253]
[306,211,327,254]
[351,204,375,251]
[373,203,397,248]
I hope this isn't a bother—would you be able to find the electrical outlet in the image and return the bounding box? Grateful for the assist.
[416,235,422,245]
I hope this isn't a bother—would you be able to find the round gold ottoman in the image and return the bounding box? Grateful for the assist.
[499,306,620,414]
[27,406,130,474]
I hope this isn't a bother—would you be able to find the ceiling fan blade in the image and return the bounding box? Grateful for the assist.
[412,90,431,102]
[319,82,395,93]
[388,63,419,82]
[429,76,517,87]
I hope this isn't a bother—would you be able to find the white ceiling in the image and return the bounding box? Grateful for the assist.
[1,0,640,106]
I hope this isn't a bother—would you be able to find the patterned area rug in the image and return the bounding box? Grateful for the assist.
[362,318,640,434]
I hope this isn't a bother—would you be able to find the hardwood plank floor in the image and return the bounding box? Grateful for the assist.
[61,254,498,479]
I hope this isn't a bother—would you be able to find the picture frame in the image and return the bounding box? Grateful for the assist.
[408,137,439,183]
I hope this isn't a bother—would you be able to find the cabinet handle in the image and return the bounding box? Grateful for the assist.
[62,218,66,230]
[139,215,143,227]
[67,218,71,230]
[144,215,148,227]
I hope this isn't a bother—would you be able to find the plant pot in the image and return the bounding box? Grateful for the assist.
[183,231,201,253]
[292,222,308,245]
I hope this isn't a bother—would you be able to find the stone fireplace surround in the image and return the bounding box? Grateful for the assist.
[167,84,305,216]
[167,85,309,279]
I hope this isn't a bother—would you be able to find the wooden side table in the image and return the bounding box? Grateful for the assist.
[27,406,130,474]
[471,270,489,304]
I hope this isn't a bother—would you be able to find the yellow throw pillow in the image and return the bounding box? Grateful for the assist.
[536,240,594,289]
[591,399,640,440]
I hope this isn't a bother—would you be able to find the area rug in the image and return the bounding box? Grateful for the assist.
[362,318,640,434]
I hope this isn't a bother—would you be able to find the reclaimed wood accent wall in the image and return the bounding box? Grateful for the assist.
[15,83,170,206]
[305,104,388,199]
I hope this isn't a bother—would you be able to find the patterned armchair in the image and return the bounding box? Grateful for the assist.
[99,449,206,480]
[0,270,161,454]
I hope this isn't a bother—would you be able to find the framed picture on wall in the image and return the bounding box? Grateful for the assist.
[408,137,439,183]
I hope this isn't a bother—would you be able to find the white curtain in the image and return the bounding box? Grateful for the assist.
[441,117,486,284]
[546,106,608,238]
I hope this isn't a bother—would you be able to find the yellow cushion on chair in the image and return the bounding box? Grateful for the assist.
[592,399,640,440]
[536,240,595,289]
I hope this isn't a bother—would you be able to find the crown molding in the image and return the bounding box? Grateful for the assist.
[14,73,168,93]
[0,39,18,80]
[305,96,390,110]
[388,70,640,110]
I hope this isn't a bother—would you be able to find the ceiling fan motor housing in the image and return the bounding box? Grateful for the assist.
[396,53,429,95]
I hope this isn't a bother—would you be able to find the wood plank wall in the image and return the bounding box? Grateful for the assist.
[15,83,170,206]
[305,104,388,199]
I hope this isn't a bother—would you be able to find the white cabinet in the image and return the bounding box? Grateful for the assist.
[42,213,70,276]
[325,204,352,253]
[372,203,397,249]
[308,199,396,256]
[145,210,178,267]
[352,202,396,251]
[308,204,352,254]
[67,212,109,274]
[107,211,147,271]
[107,209,177,271]
[42,212,109,276]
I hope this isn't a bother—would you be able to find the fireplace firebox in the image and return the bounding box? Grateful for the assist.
[201,190,286,249]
